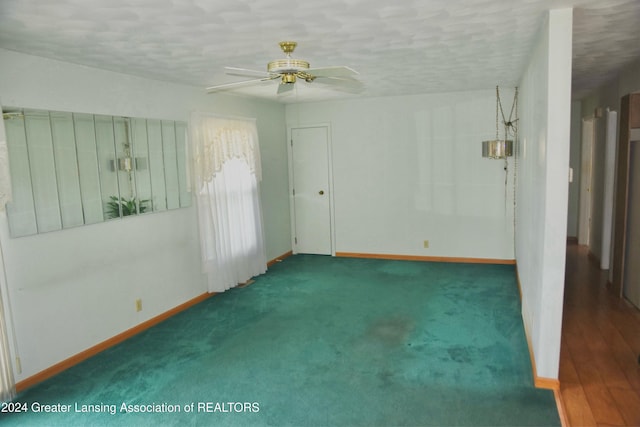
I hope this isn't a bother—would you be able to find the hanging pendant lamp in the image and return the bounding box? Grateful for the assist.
[482,139,513,159]
[482,86,515,159]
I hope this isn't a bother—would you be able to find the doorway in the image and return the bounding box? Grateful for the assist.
[289,125,333,255]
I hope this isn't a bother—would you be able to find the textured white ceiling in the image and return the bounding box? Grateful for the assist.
[0,0,638,103]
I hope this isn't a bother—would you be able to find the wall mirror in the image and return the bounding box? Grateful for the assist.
[2,107,191,237]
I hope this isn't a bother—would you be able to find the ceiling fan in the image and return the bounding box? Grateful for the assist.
[205,41,362,96]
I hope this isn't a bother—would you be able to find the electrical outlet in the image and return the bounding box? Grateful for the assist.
[135,299,142,312]
[423,240,429,249]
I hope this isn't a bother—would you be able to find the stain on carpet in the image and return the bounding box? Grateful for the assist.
[366,316,414,346]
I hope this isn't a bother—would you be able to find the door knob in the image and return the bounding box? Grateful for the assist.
[319,190,325,195]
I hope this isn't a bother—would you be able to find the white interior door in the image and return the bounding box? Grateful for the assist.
[578,118,594,246]
[623,140,640,309]
[291,126,332,255]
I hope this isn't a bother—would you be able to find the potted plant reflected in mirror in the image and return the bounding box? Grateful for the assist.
[106,196,150,219]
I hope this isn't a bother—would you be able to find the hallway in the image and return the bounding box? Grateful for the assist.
[559,243,640,425]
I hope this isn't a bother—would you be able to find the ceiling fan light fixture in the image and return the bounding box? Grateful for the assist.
[281,73,296,84]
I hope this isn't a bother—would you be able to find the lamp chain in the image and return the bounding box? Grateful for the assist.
[495,86,519,241]
[512,87,519,258]
[496,86,508,201]
[495,86,500,141]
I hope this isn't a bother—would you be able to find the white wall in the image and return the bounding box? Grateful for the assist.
[516,9,572,380]
[286,90,516,260]
[0,49,291,381]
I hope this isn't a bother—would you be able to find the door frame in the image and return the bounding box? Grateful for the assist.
[600,109,617,270]
[623,138,640,307]
[578,117,595,246]
[612,93,640,297]
[287,123,336,255]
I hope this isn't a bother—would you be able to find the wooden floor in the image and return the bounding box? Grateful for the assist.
[560,243,640,426]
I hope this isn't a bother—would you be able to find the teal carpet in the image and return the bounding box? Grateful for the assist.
[3,255,560,426]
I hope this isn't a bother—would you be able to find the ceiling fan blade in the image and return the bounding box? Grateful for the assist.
[311,76,365,93]
[277,82,295,95]
[206,76,278,93]
[307,66,358,78]
[225,66,275,79]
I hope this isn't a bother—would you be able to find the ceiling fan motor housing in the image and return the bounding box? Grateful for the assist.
[267,58,310,74]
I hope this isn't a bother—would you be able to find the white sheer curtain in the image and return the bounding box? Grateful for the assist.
[190,113,267,292]
[0,105,16,402]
